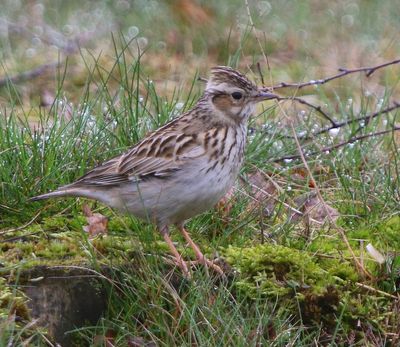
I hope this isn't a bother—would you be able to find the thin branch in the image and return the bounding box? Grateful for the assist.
[273,126,400,163]
[0,210,42,236]
[267,59,400,91]
[260,102,400,148]
[355,282,398,299]
[278,96,338,126]
[313,102,400,138]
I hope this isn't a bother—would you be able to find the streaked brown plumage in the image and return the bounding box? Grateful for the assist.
[30,66,277,276]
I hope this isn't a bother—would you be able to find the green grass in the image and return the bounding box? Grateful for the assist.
[1,1,400,346]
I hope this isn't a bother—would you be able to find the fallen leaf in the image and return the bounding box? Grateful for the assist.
[216,187,235,217]
[82,204,108,238]
[289,191,340,225]
[244,171,277,217]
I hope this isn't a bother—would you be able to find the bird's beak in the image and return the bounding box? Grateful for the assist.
[254,90,278,101]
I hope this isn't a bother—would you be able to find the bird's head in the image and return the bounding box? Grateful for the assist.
[204,66,277,124]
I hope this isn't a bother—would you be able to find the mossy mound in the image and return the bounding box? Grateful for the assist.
[223,216,400,333]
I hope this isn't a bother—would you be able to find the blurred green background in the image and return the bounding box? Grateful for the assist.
[1,0,399,107]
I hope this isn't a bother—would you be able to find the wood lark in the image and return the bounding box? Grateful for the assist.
[31,66,277,276]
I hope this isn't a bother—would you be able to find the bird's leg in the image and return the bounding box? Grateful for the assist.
[178,225,224,275]
[160,227,190,277]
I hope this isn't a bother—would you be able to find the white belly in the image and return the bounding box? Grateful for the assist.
[115,125,247,227]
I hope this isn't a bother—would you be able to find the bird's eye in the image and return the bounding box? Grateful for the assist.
[231,91,243,100]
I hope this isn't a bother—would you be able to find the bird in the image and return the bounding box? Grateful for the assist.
[30,66,277,276]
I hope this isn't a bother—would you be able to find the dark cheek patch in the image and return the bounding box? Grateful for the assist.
[212,94,232,112]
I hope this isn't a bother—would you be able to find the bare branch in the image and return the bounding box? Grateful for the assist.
[273,126,400,163]
[0,210,42,236]
[267,59,400,91]
[313,102,400,138]
[277,96,338,126]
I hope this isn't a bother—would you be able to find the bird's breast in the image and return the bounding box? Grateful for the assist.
[197,124,247,195]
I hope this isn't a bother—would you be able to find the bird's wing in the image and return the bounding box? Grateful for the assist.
[72,128,206,187]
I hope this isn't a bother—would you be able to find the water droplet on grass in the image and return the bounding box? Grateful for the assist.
[63,24,74,36]
[137,37,148,49]
[32,37,42,47]
[175,102,184,110]
[25,48,36,58]
[328,128,340,137]
[257,1,272,16]
[341,14,354,28]
[297,131,307,137]
[128,26,139,38]
[157,41,167,50]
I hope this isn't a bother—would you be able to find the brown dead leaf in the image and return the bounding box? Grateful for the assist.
[216,171,278,219]
[289,191,340,226]
[216,187,235,217]
[244,171,277,217]
[82,204,108,238]
[290,166,331,188]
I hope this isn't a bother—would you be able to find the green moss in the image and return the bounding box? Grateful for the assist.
[225,244,340,297]
[0,278,30,321]
[0,277,36,345]
[350,216,400,249]
[0,213,169,272]
[223,227,397,329]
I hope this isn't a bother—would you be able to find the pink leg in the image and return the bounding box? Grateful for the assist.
[162,231,190,277]
[178,226,224,275]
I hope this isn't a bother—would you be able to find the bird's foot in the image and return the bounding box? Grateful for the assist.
[188,258,224,275]
[179,226,225,276]
[162,232,191,278]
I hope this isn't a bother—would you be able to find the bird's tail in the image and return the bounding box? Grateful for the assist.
[29,185,108,203]
[29,189,73,202]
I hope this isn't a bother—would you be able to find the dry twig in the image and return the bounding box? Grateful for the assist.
[268,59,400,91]
[0,210,42,236]
[312,102,400,138]
[277,96,338,126]
[273,125,400,163]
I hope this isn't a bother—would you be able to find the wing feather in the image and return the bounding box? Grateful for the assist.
[72,130,206,187]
